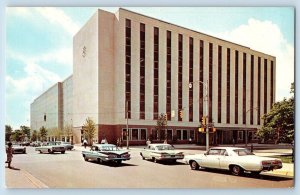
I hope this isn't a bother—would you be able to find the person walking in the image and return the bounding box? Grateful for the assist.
[6,142,13,168]
[83,139,88,149]
[146,139,151,146]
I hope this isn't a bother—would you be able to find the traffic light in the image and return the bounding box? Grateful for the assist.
[201,116,206,126]
[179,110,183,119]
[198,127,205,133]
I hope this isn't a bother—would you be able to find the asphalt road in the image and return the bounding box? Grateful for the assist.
[7,147,294,188]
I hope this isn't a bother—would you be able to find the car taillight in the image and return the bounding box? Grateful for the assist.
[262,161,271,165]
[273,160,281,164]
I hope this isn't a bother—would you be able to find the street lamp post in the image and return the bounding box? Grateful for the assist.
[189,79,209,151]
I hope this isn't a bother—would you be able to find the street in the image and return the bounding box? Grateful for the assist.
[5,146,294,188]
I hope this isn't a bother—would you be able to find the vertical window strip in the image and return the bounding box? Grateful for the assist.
[153,27,159,120]
[257,57,261,125]
[178,34,183,121]
[199,40,204,121]
[189,37,194,122]
[250,55,254,125]
[264,59,268,114]
[235,50,239,124]
[140,23,145,119]
[226,48,230,124]
[218,46,222,123]
[209,43,213,123]
[243,53,246,124]
[166,31,172,120]
[270,61,274,109]
[125,19,131,119]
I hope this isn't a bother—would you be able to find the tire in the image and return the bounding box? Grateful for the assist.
[97,158,101,164]
[190,161,199,170]
[231,165,244,176]
[39,150,42,154]
[153,157,158,163]
[116,160,122,166]
[61,151,65,154]
[48,149,52,154]
[83,155,88,161]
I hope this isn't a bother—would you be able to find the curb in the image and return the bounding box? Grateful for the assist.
[21,170,49,188]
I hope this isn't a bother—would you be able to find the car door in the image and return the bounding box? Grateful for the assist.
[219,149,231,170]
[201,149,222,168]
[142,145,152,159]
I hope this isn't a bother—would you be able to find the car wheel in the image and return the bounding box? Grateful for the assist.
[97,158,102,164]
[48,149,52,154]
[39,150,42,154]
[231,165,244,176]
[190,161,199,170]
[116,160,122,166]
[153,157,158,163]
[141,154,145,160]
[61,151,65,154]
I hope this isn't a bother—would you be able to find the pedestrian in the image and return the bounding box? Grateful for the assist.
[117,138,120,148]
[163,139,167,144]
[6,142,13,168]
[83,139,87,149]
[146,138,151,146]
[232,138,235,146]
[189,137,192,144]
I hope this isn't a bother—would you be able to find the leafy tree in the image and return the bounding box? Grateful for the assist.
[39,126,48,141]
[257,83,294,143]
[31,130,38,141]
[155,113,168,141]
[20,125,31,140]
[51,127,63,141]
[11,130,22,142]
[82,117,96,145]
[5,125,13,142]
[64,124,73,142]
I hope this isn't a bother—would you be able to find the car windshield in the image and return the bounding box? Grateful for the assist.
[233,149,254,156]
[156,145,175,151]
[101,146,118,151]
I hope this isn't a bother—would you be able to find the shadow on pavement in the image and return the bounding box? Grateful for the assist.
[6,166,20,171]
[143,159,186,166]
[192,168,293,181]
[87,160,138,167]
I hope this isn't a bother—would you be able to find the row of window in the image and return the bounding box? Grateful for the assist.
[125,19,275,125]
[122,128,195,141]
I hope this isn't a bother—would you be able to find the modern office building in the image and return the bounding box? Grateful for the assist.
[31,8,276,145]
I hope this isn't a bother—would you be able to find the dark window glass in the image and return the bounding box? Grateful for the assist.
[153,27,159,119]
[183,130,188,140]
[132,129,138,140]
[189,38,194,122]
[209,43,213,123]
[250,55,254,125]
[235,50,239,124]
[166,31,172,120]
[178,34,183,121]
[270,61,274,109]
[264,59,268,114]
[218,46,222,123]
[125,18,131,119]
[257,57,261,125]
[199,40,204,121]
[226,48,230,124]
[243,53,246,124]
[176,130,181,140]
[140,23,145,119]
[140,129,147,140]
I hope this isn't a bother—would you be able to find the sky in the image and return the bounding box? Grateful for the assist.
[5,7,294,130]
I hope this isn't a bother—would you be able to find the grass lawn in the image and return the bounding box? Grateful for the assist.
[272,155,294,163]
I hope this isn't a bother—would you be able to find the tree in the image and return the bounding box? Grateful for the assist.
[11,129,22,142]
[155,113,168,141]
[50,127,63,141]
[82,117,96,145]
[64,124,73,143]
[20,125,31,140]
[257,83,294,143]
[39,126,48,141]
[5,125,13,142]
[31,130,38,141]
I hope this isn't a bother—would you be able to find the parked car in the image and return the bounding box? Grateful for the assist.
[30,141,42,147]
[82,144,130,165]
[140,143,184,163]
[54,141,74,150]
[11,144,26,154]
[184,147,283,176]
[20,141,30,146]
[35,142,66,154]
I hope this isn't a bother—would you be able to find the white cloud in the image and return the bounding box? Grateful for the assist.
[211,18,294,101]
[35,7,80,35]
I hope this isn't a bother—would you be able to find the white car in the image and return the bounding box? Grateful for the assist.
[35,143,66,154]
[140,143,184,163]
[184,147,282,176]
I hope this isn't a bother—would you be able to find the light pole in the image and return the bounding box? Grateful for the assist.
[189,79,209,151]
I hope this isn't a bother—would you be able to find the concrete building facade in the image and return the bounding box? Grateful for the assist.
[31,8,276,145]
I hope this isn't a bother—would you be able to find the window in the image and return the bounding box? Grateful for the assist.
[226,48,231,124]
[199,40,204,121]
[264,59,268,114]
[140,23,145,119]
[189,37,194,122]
[243,53,246,124]
[208,149,221,155]
[132,129,138,140]
[250,55,254,125]
[209,43,213,123]
[218,46,222,123]
[153,27,159,119]
[167,129,173,141]
[166,31,172,120]
[270,61,274,108]
[125,19,131,119]
[140,129,147,140]
[235,50,239,124]
[190,130,195,140]
[257,57,261,125]
[122,128,147,141]
[238,131,243,140]
[178,34,183,121]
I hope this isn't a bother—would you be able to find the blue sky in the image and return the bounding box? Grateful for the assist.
[5,7,294,130]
